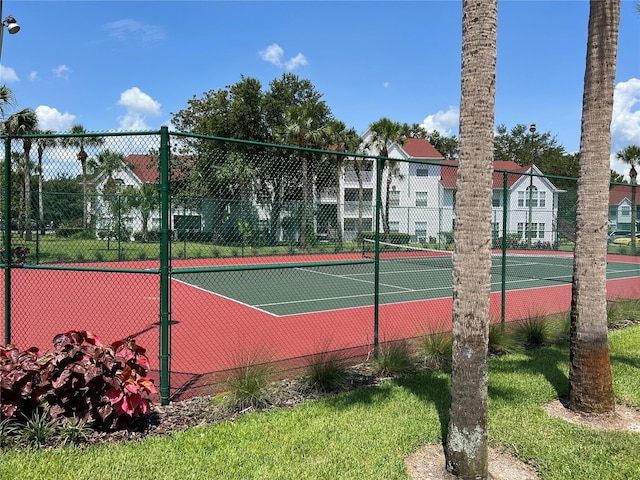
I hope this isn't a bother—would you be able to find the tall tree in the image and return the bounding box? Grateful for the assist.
[367,118,407,237]
[569,0,620,414]
[34,130,58,231]
[60,125,104,228]
[444,0,497,477]
[0,85,15,120]
[327,120,361,246]
[615,145,640,253]
[91,150,130,241]
[278,102,331,247]
[5,108,38,240]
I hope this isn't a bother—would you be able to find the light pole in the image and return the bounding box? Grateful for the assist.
[527,123,536,249]
[0,2,20,71]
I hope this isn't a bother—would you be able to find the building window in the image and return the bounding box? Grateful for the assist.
[492,222,500,239]
[416,167,429,177]
[492,191,502,207]
[518,187,540,207]
[415,221,427,242]
[609,206,617,218]
[389,221,400,233]
[517,223,524,238]
[389,188,400,207]
[621,206,631,216]
[539,191,546,208]
[415,191,428,207]
[538,223,545,239]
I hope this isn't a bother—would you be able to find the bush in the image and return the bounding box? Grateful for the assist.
[222,361,272,412]
[373,340,414,375]
[55,227,85,238]
[415,330,452,370]
[0,331,157,430]
[304,353,350,393]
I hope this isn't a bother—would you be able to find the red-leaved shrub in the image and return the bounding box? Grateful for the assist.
[0,330,156,430]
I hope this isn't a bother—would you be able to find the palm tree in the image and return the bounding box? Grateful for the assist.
[0,84,15,121]
[130,182,159,243]
[615,145,640,254]
[367,118,407,237]
[327,120,361,246]
[35,131,58,231]
[444,0,497,477]
[278,103,330,248]
[5,108,38,241]
[569,0,620,415]
[60,124,104,228]
[91,150,130,244]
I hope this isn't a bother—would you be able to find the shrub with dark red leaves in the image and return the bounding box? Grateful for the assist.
[1,330,156,430]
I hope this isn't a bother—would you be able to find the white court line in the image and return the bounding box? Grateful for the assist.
[295,267,415,292]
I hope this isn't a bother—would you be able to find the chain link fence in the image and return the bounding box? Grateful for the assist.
[2,129,638,402]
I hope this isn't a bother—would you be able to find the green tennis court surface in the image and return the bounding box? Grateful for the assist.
[173,252,640,316]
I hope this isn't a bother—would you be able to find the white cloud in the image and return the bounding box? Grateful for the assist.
[117,87,161,116]
[259,43,308,71]
[35,105,75,132]
[610,78,640,177]
[104,19,166,44]
[116,87,161,130]
[118,113,149,131]
[28,71,38,81]
[0,65,19,82]
[420,106,460,136]
[53,65,71,79]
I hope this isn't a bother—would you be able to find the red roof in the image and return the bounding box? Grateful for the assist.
[609,184,640,206]
[439,160,528,188]
[402,138,444,159]
[126,154,158,183]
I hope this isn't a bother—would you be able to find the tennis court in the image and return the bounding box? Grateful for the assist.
[172,242,640,317]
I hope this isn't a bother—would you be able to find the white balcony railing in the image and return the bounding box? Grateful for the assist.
[344,201,373,216]
[344,169,374,184]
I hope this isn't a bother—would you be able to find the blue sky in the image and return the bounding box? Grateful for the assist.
[1,0,639,175]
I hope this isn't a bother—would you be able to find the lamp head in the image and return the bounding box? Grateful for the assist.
[4,16,20,34]
[529,123,536,134]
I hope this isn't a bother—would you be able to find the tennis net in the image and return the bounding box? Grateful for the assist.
[362,239,575,284]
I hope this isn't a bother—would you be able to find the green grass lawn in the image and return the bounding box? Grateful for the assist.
[1,325,639,480]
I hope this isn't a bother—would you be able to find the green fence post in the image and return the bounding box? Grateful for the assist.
[373,156,382,358]
[3,135,11,345]
[159,126,171,405]
[501,170,508,331]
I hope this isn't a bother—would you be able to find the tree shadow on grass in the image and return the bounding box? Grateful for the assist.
[396,371,451,441]
[488,344,570,401]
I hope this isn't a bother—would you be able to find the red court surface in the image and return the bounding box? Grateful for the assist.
[2,252,639,399]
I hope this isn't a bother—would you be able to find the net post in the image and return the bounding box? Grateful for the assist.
[159,126,171,405]
[501,170,508,330]
[3,134,11,345]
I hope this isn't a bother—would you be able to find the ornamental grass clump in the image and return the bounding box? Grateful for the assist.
[373,339,415,376]
[222,361,272,412]
[415,330,453,370]
[513,315,559,349]
[304,352,350,393]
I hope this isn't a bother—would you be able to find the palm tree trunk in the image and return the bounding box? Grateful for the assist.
[300,153,308,247]
[445,0,497,477]
[335,159,343,245]
[38,157,44,232]
[24,141,32,241]
[569,0,619,414]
